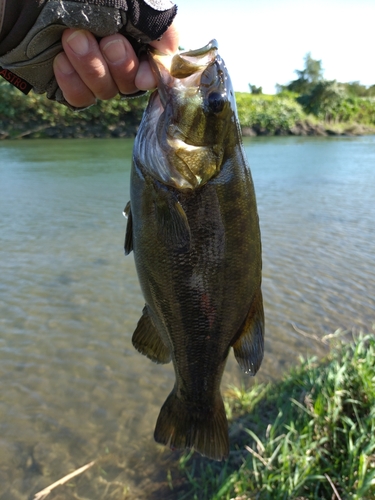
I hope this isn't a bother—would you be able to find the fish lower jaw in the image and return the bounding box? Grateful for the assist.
[167,137,203,152]
[166,138,221,189]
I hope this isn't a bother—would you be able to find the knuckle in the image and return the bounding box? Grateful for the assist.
[96,87,118,101]
[62,83,96,108]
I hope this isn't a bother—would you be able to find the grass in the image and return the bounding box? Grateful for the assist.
[169,332,375,500]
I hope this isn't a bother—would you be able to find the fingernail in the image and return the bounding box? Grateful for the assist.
[134,60,156,91]
[66,30,90,56]
[102,39,126,64]
[54,53,75,75]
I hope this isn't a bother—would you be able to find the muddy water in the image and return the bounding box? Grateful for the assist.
[0,136,374,498]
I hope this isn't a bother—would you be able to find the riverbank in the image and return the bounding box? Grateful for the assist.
[242,120,375,137]
[1,81,375,139]
[1,118,374,141]
[160,333,375,500]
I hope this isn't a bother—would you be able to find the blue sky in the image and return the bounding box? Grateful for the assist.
[174,0,375,93]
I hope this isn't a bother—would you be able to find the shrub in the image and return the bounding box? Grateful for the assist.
[235,93,305,133]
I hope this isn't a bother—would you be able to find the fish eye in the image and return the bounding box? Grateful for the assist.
[207,92,226,113]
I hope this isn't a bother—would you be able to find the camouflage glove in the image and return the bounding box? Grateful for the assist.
[0,0,177,108]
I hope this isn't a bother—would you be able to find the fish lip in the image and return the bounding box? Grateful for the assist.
[148,38,219,68]
[177,39,218,59]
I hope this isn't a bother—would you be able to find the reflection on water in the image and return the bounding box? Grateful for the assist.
[0,137,374,498]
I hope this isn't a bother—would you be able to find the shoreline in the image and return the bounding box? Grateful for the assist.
[1,120,374,141]
[242,120,375,137]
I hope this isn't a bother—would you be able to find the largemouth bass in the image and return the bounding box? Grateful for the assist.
[124,40,264,461]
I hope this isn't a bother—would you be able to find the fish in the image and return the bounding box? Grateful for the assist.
[124,40,264,461]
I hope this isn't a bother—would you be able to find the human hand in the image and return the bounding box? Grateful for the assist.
[53,24,179,108]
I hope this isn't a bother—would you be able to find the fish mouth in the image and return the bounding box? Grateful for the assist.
[148,39,221,107]
[170,39,219,79]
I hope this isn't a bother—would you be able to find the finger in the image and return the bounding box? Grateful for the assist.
[150,24,180,53]
[100,35,139,95]
[134,57,157,91]
[54,52,96,108]
[134,23,180,91]
[62,28,118,101]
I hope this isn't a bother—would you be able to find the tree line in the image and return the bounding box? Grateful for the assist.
[249,53,375,124]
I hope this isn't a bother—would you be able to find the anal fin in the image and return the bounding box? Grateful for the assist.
[232,287,264,376]
[132,306,171,364]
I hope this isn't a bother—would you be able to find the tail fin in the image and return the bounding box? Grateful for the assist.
[154,388,229,461]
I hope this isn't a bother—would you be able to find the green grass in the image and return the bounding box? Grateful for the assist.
[171,333,375,500]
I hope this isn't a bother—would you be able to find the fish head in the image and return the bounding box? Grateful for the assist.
[134,40,240,191]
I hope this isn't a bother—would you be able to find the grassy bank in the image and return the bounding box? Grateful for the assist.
[1,80,375,139]
[236,93,375,137]
[0,80,148,139]
[164,333,375,500]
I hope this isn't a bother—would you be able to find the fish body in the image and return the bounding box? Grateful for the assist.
[125,41,264,461]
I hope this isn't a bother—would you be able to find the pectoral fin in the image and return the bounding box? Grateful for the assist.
[232,288,264,376]
[153,185,191,251]
[132,306,171,364]
[124,201,133,255]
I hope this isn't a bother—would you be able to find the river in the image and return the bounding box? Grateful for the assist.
[0,136,374,498]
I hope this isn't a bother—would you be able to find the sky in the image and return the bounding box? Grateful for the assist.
[173,0,375,94]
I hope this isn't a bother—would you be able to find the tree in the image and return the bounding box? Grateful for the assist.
[296,52,324,84]
[275,54,375,124]
[279,52,324,94]
[297,80,346,122]
[248,84,262,95]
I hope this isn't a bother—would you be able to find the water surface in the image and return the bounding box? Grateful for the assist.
[0,136,374,498]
